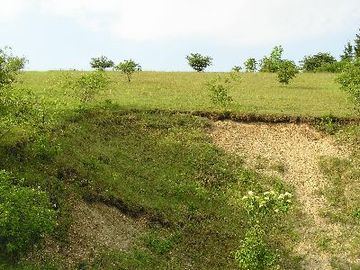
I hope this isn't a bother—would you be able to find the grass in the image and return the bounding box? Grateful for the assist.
[0,106,301,269]
[16,71,358,117]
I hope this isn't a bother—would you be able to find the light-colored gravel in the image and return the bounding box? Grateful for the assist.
[210,121,349,270]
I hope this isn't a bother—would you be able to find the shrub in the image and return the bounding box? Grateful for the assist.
[232,66,242,72]
[74,71,110,102]
[186,53,213,72]
[300,52,337,72]
[235,225,277,270]
[207,73,238,108]
[336,59,360,105]
[0,47,26,89]
[244,58,257,72]
[315,61,347,73]
[114,59,142,82]
[259,46,283,73]
[90,56,114,71]
[277,60,298,85]
[0,170,56,260]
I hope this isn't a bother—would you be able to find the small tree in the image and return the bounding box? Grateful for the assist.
[114,59,142,82]
[74,71,110,102]
[232,66,242,72]
[301,52,337,72]
[341,42,354,61]
[354,28,360,59]
[336,58,360,105]
[0,47,26,89]
[244,58,257,72]
[259,46,283,72]
[90,56,114,71]
[186,53,213,72]
[277,60,299,85]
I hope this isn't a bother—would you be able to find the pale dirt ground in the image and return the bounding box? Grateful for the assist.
[209,121,353,270]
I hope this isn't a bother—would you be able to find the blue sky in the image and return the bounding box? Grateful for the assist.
[1,0,359,71]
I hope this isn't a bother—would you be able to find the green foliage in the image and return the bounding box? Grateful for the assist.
[186,53,213,72]
[341,42,354,61]
[0,170,56,260]
[114,59,142,82]
[336,58,360,105]
[235,225,277,270]
[74,71,110,102]
[90,56,114,71]
[354,28,360,59]
[301,52,337,72]
[0,47,26,89]
[259,46,283,73]
[277,60,299,85]
[244,58,257,72]
[232,66,242,72]
[314,60,348,73]
[207,73,239,107]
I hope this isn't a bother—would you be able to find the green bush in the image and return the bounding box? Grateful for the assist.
[244,58,257,72]
[235,225,277,270]
[186,53,213,72]
[114,59,142,82]
[207,73,238,108]
[90,56,114,71]
[277,60,298,85]
[0,170,56,260]
[336,59,360,105]
[0,47,26,89]
[259,46,283,73]
[301,52,337,72]
[74,71,110,103]
[232,66,242,72]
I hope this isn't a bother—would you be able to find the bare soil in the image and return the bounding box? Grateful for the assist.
[210,121,349,270]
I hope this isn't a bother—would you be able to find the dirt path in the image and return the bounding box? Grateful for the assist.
[210,121,349,270]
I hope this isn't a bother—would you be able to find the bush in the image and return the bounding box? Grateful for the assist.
[301,52,337,72]
[74,71,110,103]
[259,46,283,73]
[315,60,348,73]
[277,60,298,85]
[235,225,277,270]
[232,66,242,72]
[90,56,114,71]
[0,170,56,260]
[244,58,257,72]
[336,59,360,105]
[186,53,213,72]
[207,73,239,108]
[0,47,26,89]
[114,59,142,82]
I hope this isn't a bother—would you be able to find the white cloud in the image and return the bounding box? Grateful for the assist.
[1,0,360,45]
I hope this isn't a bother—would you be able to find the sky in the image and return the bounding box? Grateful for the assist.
[1,0,359,71]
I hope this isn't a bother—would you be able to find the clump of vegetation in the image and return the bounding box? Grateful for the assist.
[114,59,142,82]
[336,58,360,106]
[0,170,56,260]
[0,47,26,89]
[186,53,213,72]
[259,46,283,73]
[277,60,298,85]
[301,52,337,72]
[235,190,292,270]
[207,73,240,108]
[90,56,114,71]
[244,58,257,72]
[232,65,242,72]
[74,71,110,102]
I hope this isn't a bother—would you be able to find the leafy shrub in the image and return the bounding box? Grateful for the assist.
[277,60,298,85]
[186,53,213,72]
[336,59,360,105]
[74,71,110,103]
[259,46,283,73]
[207,73,239,107]
[301,52,337,72]
[0,170,56,260]
[315,61,347,73]
[244,58,257,72]
[0,47,26,89]
[232,66,242,72]
[114,59,142,82]
[235,225,277,270]
[90,56,114,71]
